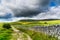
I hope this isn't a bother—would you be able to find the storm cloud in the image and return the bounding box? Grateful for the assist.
[12,0,50,17]
[0,0,50,18]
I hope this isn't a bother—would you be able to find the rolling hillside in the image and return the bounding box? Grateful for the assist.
[0,19,60,40]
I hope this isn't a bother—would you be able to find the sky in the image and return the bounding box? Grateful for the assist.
[0,0,60,22]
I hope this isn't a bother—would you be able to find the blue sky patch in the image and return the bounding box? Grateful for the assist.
[50,1,56,6]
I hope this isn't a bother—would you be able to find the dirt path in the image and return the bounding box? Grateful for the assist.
[11,26,32,40]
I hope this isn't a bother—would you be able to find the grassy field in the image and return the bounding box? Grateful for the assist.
[0,19,60,40]
[11,19,60,27]
[10,19,60,40]
[0,29,12,40]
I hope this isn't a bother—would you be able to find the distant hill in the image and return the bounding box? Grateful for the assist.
[18,19,60,22]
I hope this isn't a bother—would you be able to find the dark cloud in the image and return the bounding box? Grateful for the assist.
[12,0,50,17]
[40,0,50,6]
[12,8,42,17]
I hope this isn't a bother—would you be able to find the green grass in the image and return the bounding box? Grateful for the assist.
[0,29,12,40]
[10,20,60,27]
